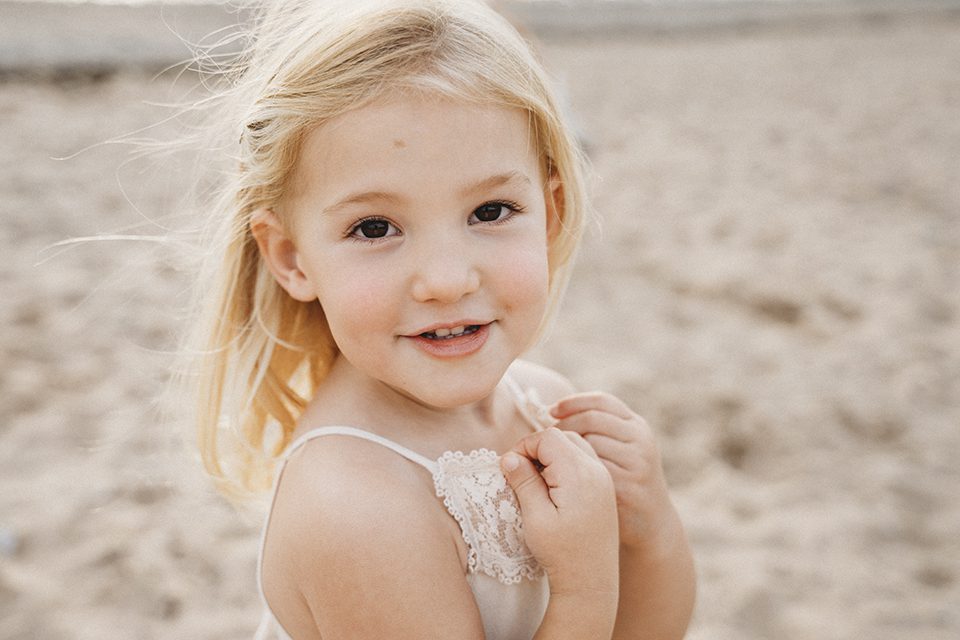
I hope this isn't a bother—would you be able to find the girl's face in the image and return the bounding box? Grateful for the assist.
[269,95,557,409]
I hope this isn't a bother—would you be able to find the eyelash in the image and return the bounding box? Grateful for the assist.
[345,200,526,242]
[346,216,398,242]
[471,200,525,225]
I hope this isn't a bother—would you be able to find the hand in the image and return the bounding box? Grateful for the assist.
[500,427,620,596]
[551,393,680,552]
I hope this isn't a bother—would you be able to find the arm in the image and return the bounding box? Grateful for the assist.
[552,393,697,640]
[615,509,696,639]
[534,592,620,640]
[263,437,487,639]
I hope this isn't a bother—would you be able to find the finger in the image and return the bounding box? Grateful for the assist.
[509,427,584,470]
[500,452,554,514]
[562,430,600,460]
[580,433,636,472]
[551,392,635,421]
[557,410,640,443]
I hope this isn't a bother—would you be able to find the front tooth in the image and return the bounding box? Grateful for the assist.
[450,325,466,336]
[434,327,451,337]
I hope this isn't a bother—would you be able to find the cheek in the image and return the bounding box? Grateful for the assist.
[314,264,398,341]
[498,241,551,313]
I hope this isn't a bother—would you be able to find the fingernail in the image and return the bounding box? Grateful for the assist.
[501,452,520,472]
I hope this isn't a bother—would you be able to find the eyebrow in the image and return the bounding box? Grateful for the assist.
[322,191,402,216]
[322,171,533,215]
[459,170,533,196]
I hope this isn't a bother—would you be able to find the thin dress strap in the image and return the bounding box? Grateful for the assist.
[283,425,438,472]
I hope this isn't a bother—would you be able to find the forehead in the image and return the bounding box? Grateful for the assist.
[289,95,542,203]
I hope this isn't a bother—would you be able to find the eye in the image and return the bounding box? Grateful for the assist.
[349,217,400,240]
[469,200,524,225]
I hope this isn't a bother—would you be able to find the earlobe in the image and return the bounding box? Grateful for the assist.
[249,209,316,302]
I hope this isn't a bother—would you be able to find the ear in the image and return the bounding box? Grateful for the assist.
[544,174,565,242]
[249,209,316,302]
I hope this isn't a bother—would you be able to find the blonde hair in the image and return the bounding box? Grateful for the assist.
[186,0,591,501]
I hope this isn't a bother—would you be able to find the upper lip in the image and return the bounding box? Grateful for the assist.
[406,320,491,336]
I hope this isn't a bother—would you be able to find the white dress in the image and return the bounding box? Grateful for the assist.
[253,375,553,639]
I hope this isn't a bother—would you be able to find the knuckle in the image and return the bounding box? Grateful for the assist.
[628,424,656,448]
[544,427,566,443]
[584,458,610,481]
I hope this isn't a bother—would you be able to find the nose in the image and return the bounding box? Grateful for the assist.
[410,235,481,304]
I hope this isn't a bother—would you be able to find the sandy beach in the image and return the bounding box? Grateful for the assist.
[1,4,958,639]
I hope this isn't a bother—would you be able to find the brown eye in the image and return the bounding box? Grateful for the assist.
[473,203,505,222]
[470,201,523,225]
[350,218,398,239]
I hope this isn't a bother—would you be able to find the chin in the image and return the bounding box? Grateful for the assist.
[406,380,498,410]
[393,362,507,410]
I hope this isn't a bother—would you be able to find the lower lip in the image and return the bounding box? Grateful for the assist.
[407,324,490,358]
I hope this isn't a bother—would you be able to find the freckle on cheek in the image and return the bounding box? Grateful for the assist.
[392,139,406,149]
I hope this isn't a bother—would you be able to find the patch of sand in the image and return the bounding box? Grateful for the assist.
[1,15,958,639]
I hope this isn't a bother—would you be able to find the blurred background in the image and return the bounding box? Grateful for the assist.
[1,1,958,638]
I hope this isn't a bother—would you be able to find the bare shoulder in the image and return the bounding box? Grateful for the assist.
[262,435,485,639]
[271,434,433,541]
[509,358,577,405]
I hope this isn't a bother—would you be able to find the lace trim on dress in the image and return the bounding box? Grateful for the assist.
[432,448,544,585]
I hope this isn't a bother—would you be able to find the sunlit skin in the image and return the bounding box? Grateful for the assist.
[252,94,695,639]
[258,95,555,424]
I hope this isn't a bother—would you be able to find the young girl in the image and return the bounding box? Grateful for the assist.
[187,1,695,637]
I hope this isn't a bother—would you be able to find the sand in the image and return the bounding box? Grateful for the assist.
[1,10,958,640]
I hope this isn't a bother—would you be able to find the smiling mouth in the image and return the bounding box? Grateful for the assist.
[419,325,482,340]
